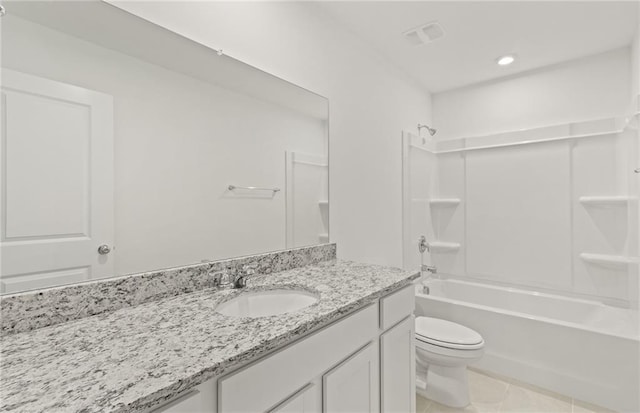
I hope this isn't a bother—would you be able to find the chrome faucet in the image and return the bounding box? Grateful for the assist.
[210,263,257,289]
[210,269,233,288]
[234,263,258,288]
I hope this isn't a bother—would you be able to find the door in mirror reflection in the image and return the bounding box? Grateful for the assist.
[1,70,115,294]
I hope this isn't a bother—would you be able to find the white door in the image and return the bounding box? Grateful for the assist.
[381,316,416,413]
[323,342,379,413]
[0,69,114,294]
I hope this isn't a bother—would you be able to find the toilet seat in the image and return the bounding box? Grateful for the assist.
[415,317,484,350]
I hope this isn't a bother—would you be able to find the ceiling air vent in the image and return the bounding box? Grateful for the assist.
[403,22,445,46]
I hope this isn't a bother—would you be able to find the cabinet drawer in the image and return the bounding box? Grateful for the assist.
[218,303,378,412]
[379,285,414,330]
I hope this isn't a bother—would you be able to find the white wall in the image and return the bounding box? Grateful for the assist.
[108,1,433,268]
[432,48,631,139]
[3,15,327,275]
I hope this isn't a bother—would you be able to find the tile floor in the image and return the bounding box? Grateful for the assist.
[416,369,615,413]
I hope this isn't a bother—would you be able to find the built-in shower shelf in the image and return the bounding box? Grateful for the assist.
[319,233,329,243]
[429,198,461,207]
[430,241,461,252]
[579,196,631,207]
[318,200,329,207]
[580,253,637,270]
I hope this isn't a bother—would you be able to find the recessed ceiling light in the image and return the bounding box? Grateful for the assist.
[496,54,516,66]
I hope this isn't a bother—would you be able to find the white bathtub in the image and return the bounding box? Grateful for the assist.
[415,278,640,412]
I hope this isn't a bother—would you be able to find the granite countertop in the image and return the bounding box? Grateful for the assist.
[0,260,418,413]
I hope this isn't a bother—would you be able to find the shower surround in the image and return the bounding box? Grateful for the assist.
[403,115,640,411]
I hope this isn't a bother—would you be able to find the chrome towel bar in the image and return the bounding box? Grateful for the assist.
[228,185,281,193]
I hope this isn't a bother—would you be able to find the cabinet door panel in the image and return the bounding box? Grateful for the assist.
[323,342,379,413]
[270,383,319,413]
[381,316,415,413]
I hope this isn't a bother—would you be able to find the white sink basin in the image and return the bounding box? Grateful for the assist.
[216,289,318,317]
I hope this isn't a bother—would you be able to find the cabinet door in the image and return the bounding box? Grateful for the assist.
[270,383,320,413]
[323,342,379,413]
[381,316,415,413]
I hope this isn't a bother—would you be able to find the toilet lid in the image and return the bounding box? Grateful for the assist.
[415,317,483,348]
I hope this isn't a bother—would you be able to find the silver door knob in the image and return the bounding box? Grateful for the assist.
[97,244,111,255]
[635,168,640,174]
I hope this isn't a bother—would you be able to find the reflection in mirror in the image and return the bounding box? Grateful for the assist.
[0,1,329,294]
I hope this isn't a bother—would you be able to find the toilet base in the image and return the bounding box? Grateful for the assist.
[416,364,470,408]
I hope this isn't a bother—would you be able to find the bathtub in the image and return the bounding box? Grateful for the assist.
[415,278,640,412]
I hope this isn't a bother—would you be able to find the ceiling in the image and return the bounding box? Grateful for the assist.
[317,1,639,93]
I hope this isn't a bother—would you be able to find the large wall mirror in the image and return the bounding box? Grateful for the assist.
[0,1,329,294]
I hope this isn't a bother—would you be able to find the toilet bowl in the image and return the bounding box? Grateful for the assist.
[415,316,484,408]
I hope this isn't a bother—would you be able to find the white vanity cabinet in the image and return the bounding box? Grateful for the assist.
[149,285,415,413]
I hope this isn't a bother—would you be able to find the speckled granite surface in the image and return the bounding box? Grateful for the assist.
[1,260,418,413]
[0,244,336,335]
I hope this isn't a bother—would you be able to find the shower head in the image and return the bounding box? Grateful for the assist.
[417,123,437,136]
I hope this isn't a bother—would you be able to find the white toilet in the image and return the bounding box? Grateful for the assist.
[414,316,485,408]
